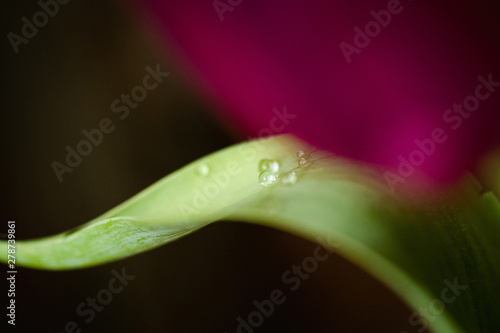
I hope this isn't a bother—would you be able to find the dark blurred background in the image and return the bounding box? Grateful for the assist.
[1,1,423,332]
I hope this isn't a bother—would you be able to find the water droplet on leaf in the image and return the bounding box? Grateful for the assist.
[298,157,308,167]
[281,171,297,185]
[195,164,210,176]
[258,159,280,173]
[259,171,278,187]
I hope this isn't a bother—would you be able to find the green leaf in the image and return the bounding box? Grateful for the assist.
[1,135,499,333]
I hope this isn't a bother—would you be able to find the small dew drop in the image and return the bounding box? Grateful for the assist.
[195,164,210,176]
[298,157,308,167]
[258,159,280,173]
[281,171,297,185]
[259,171,278,187]
[297,151,305,158]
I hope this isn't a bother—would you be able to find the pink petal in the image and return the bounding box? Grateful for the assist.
[136,0,500,186]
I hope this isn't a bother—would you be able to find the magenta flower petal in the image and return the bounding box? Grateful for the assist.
[137,0,500,186]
